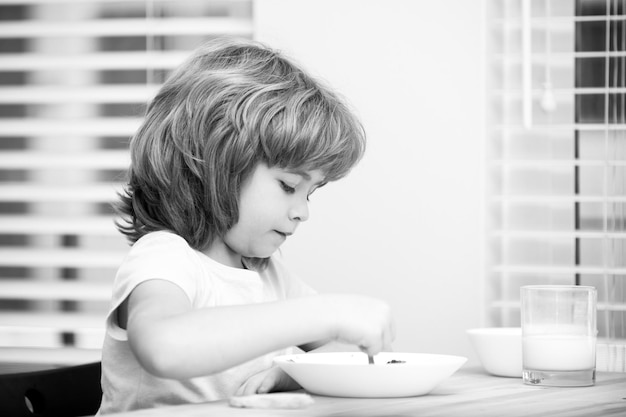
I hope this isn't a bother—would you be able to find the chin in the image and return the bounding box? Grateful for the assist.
[244,246,278,260]
[259,245,282,259]
[254,250,278,259]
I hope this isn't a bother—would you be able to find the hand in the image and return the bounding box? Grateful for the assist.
[323,294,395,356]
[236,366,300,396]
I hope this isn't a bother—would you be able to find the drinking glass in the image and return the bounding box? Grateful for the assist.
[521,285,597,387]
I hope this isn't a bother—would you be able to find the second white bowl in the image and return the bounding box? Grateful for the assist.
[466,327,522,378]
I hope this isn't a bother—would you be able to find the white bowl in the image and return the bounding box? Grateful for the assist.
[273,351,467,398]
[466,327,522,378]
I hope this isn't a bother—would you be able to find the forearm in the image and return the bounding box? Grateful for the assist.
[128,295,333,379]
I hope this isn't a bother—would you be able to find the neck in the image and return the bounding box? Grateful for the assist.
[203,239,244,269]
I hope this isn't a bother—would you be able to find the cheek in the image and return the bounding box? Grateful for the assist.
[238,182,272,213]
[239,187,281,220]
[236,199,272,230]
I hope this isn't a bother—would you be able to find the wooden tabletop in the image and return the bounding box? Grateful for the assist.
[107,367,626,417]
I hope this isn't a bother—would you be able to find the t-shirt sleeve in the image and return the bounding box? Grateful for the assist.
[105,232,200,341]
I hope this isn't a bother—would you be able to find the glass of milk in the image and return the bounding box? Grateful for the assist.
[521,285,597,387]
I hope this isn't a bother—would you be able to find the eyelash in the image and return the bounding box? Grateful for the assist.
[279,181,296,194]
[279,181,314,201]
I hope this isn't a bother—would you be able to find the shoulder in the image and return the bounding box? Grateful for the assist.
[116,231,202,289]
[122,231,197,264]
[131,230,191,253]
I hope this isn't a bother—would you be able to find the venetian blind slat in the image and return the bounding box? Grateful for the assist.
[0,248,126,268]
[0,118,141,136]
[0,51,188,71]
[0,280,112,301]
[0,85,157,104]
[0,215,121,235]
[0,150,130,169]
[493,195,626,203]
[492,300,626,312]
[492,265,626,276]
[0,347,102,366]
[492,230,626,239]
[0,184,122,202]
[0,17,253,38]
[0,312,104,330]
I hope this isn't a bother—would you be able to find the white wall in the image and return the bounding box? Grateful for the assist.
[255,0,487,362]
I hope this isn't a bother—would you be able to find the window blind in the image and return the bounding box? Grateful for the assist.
[0,0,253,365]
[487,0,626,372]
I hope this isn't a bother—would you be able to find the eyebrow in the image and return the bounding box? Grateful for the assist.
[286,168,326,186]
[294,170,311,180]
[283,168,311,180]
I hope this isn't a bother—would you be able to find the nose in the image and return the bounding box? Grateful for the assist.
[288,198,309,222]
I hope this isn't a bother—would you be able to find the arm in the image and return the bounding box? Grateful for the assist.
[125,279,394,380]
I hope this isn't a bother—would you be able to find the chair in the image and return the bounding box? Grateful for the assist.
[0,361,102,417]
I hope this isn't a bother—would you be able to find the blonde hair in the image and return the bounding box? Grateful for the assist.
[116,38,366,261]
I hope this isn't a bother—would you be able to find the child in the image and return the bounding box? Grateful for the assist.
[98,38,394,414]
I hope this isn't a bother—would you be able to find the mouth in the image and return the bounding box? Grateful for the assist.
[274,230,292,238]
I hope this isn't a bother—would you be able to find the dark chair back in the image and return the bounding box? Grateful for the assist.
[0,361,102,417]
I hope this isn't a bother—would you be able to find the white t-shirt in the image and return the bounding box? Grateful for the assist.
[97,231,316,414]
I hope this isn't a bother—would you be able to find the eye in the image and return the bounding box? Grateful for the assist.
[279,181,296,194]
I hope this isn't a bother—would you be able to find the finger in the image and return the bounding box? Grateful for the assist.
[257,381,271,394]
[239,377,263,396]
[256,375,275,394]
[359,339,382,357]
[235,382,247,397]
[382,333,393,352]
[244,383,261,396]
[383,324,395,352]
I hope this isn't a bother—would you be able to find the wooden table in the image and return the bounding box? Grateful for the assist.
[107,367,626,417]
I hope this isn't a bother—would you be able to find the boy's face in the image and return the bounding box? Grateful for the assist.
[208,162,325,268]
